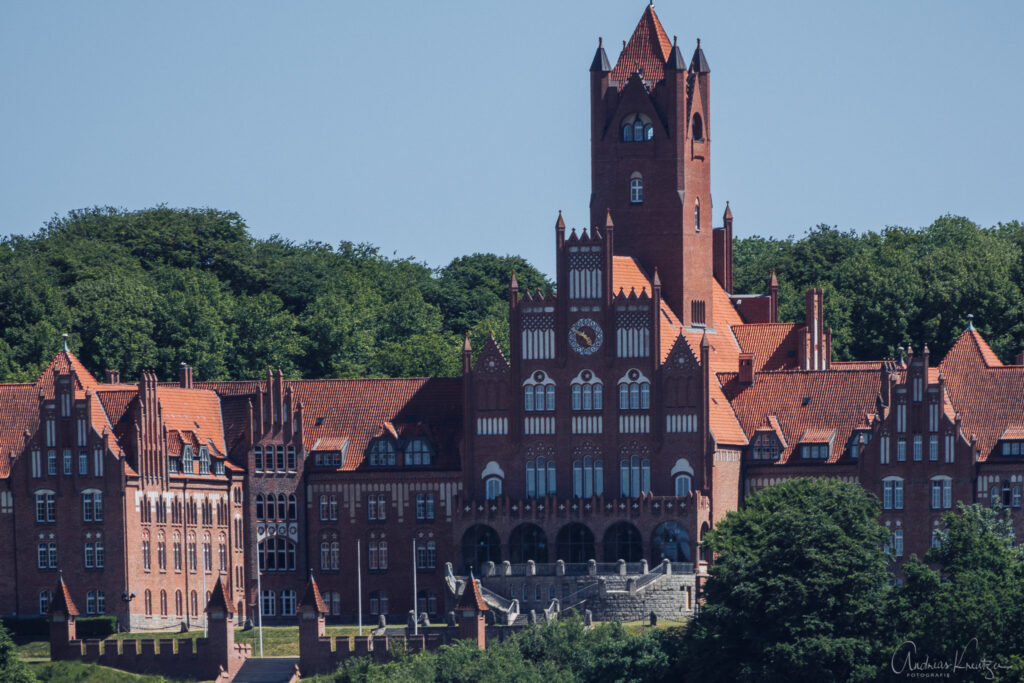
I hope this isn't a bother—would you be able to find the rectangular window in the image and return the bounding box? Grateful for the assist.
[38,544,48,569]
[87,592,95,615]
[48,543,57,568]
[896,404,906,433]
[896,438,906,462]
[929,403,939,432]
[416,541,436,569]
[95,542,104,568]
[931,481,942,509]
[63,450,72,475]
[94,449,103,477]
[415,494,435,521]
[32,449,41,478]
[79,452,88,475]
[96,592,105,614]
[943,480,952,509]
[77,418,87,447]
[894,529,904,557]
[368,494,385,521]
[913,377,923,402]
[884,480,904,510]
[945,435,955,464]
[46,419,55,448]
[85,543,94,569]
[913,436,922,462]
[287,446,297,470]
[47,450,57,476]
[880,436,889,465]
[895,480,904,510]
[929,435,938,461]
[1013,486,1022,508]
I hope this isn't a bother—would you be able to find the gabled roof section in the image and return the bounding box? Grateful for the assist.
[289,378,462,471]
[720,369,880,464]
[156,387,227,456]
[753,414,787,448]
[456,578,488,612]
[36,349,99,398]
[205,577,231,615]
[732,323,802,372]
[939,327,1024,461]
[610,5,673,84]
[474,335,510,374]
[49,575,80,616]
[0,383,37,478]
[300,574,329,614]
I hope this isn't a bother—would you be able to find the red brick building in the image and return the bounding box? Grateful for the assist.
[1,5,1022,628]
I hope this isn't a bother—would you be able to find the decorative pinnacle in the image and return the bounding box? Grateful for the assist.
[598,36,602,47]
[62,333,69,352]
[966,313,975,330]
[674,35,678,46]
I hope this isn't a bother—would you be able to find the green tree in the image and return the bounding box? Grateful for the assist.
[886,504,1024,681]
[0,621,37,683]
[682,478,891,682]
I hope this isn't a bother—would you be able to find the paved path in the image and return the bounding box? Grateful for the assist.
[231,657,300,683]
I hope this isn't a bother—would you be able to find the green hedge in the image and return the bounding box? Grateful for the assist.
[76,616,117,639]
[1,617,48,638]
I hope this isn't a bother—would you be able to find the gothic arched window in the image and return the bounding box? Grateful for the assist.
[630,173,643,204]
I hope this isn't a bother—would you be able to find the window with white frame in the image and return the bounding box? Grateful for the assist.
[945,434,955,463]
[523,372,556,412]
[39,590,51,615]
[1002,441,1024,456]
[287,445,297,470]
[198,447,210,475]
[280,590,296,616]
[94,448,103,476]
[883,478,904,510]
[79,451,88,476]
[929,435,939,461]
[880,435,890,464]
[913,435,922,462]
[416,541,436,570]
[929,403,939,432]
[675,474,692,497]
[63,450,72,475]
[485,477,502,500]
[415,493,435,521]
[261,590,276,617]
[35,491,56,523]
[800,444,829,459]
[368,540,388,571]
[752,433,782,460]
[369,591,388,615]
[931,477,952,509]
[621,114,653,142]
[81,490,102,522]
[368,493,387,521]
[629,173,643,204]
[896,403,906,433]
[896,438,906,462]
[913,376,923,402]
[893,528,904,557]
[47,450,56,476]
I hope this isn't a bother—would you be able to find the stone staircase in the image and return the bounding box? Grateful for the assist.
[231,657,300,683]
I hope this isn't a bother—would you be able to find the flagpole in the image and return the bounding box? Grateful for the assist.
[256,542,264,658]
[357,539,363,636]
[412,539,419,636]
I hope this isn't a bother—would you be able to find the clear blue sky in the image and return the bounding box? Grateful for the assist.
[3,1,1022,277]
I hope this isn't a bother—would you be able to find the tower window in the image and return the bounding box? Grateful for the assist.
[695,198,701,232]
[692,113,704,141]
[629,173,643,204]
[621,114,654,142]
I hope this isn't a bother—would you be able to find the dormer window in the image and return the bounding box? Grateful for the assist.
[1001,441,1024,456]
[404,438,433,467]
[621,114,653,142]
[629,173,643,204]
[367,438,396,467]
[751,433,782,461]
[182,446,194,473]
[198,446,210,475]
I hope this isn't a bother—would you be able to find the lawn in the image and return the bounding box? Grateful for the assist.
[28,660,185,682]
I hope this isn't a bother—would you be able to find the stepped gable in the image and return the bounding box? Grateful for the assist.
[719,369,880,463]
[0,383,37,478]
[939,327,1024,461]
[36,348,100,399]
[732,323,802,372]
[289,378,462,471]
[610,4,673,84]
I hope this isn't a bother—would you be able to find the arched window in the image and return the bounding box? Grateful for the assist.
[525,457,556,498]
[629,173,643,204]
[523,371,556,412]
[461,524,501,573]
[404,438,434,467]
[160,590,167,616]
[556,523,595,564]
[618,370,651,410]
[692,113,704,141]
[276,494,286,520]
[288,494,297,520]
[182,445,194,473]
[621,114,653,142]
[367,438,397,467]
[619,455,651,497]
[485,477,502,500]
[603,522,642,562]
[633,119,644,142]
[572,456,603,498]
[652,522,691,562]
[674,474,692,497]
[175,590,183,616]
[622,122,633,142]
[570,370,603,411]
[694,197,701,232]
[144,590,152,616]
[255,494,265,520]
[198,446,210,475]
[509,523,548,564]
[258,538,297,572]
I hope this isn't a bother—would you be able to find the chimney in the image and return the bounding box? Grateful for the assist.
[738,353,755,386]
[179,363,193,389]
[105,369,120,385]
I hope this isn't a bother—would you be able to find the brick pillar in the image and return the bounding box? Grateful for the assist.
[205,577,244,677]
[47,575,80,661]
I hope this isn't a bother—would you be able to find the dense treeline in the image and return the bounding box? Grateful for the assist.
[734,217,1024,362]
[0,206,549,383]
[0,207,1021,383]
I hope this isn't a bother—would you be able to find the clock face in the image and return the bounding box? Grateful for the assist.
[569,318,603,355]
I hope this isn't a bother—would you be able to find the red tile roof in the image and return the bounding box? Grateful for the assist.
[36,350,99,398]
[300,575,329,614]
[456,579,488,612]
[205,577,231,615]
[939,328,1024,461]
[831,360,887,370]
[720,369,880,464]
[156,387,227,455]
[610,5,673,84]
[0,383,37,478]
[733,323,801,372]
[49,575,80,616]
[290,378,462,471]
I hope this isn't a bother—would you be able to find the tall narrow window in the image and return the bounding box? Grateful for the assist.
[629,173,643,204]
[694,198,701,232]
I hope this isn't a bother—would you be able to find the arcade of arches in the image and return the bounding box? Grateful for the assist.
[461,520,693,571]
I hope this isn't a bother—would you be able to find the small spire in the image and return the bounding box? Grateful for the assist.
[769,269,778,287]
[652,267,661,288]
[691,37,710,74]
[604,209,614,228]
[723,200,732,220]
[510,271,519,290]
[590,36,611,72]
[700,328,710,349]
[666,35,688,71]
[555,210,565,230]
[62,333,69,352]
[463,333,472,353]
[966,314,975,330]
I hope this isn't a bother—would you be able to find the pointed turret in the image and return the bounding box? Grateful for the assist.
[610,4,673,83]
[590,36,611,72]
[769,269,779,322]
[666,35,688,71]
[690,37,710,73]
